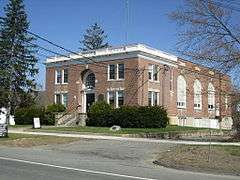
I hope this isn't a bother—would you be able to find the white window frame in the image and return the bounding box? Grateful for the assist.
[148,64,159,82]
[148,91,160,106]
[225,94,229,110]
[107,91,115,106]
[108,64,116,81]
[116,90,124,108]
[62,69,68,84]
[177,75,187,109]
[54,93,61,104]
[208,83,215,111]
[193,79,202,110]
[170,69,174,91]
[148,64,153,81]
[55,69,62,84]
[117,64,125,80]
[62,93,68,107]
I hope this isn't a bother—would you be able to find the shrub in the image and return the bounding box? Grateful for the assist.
[45,104,66,125]
[45,104,66,113]
[86,101,113,126]
[87,104,169,128]
[14,104,66,125]
[14,106,45,125]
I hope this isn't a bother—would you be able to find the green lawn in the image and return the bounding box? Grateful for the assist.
[0,133,34,140]
[0,133,80,147]
[33,125,210,135]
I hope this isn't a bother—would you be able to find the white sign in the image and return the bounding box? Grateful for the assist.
[33,118,41,129]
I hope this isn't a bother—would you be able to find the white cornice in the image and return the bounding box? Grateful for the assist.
[45,44,178,65]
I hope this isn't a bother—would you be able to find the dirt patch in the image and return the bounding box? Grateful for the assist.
[0,134,80,148]
[154,145,240,176]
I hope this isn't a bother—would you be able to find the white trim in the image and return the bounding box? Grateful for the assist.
[107,87,124,91]
[117,63,125,80]
[62,69,68,84]
[148,88,160,92]
[55,69,61,84]
[46,44,178,64]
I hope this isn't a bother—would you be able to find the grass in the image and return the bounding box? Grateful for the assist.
[32,125,210,135]
[0,133,80,147]
[222,146,240,156]
[155,145,240,175]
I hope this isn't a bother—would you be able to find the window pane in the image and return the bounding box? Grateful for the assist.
[177,75,186,108]
[170,69,173,91]
[118,91,124,107]
[118,64,124,79]
[109,65,115,79]
[148,91,152,106]
[55,94,61,104]
[63,69,68,83]
[153,92,158,106]
[86,73,95,89]
[153,65,159,81]
[108,91,115,107]
[56,70,62,84]
[148,65,153,80]
[62,93,68,107]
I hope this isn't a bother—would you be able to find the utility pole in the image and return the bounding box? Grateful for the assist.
[162,65,170,107]
[218,73,223,130]
[125,0,129,44]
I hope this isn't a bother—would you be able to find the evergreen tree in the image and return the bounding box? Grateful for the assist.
[80,23,109,51]
[0,0,38,124]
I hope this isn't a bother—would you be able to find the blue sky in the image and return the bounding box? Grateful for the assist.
[1,0,185,88]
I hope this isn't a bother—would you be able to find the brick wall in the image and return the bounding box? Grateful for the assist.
[45,56,232,122]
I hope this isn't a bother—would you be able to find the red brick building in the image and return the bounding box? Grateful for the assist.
[45,44,233,129]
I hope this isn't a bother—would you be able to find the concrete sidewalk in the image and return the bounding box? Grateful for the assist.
[9,129,240,146]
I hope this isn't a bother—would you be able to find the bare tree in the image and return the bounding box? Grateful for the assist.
[169,0,240,73]
[232,89,240,137]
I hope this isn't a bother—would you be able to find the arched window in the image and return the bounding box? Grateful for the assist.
[177,75,187,108]
[85,73,95,89]
[208,83,215,110]
[194,80,202,110]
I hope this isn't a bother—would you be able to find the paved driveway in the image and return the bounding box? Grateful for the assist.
[0,138,239,180]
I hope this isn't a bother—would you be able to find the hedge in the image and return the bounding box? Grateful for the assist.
[14,104,66,125]
[86,101,169,128]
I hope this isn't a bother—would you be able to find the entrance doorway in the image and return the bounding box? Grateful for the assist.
[86,93,95,112]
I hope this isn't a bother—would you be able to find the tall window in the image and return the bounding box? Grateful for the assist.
[55,93,68,107]
[55,94,61,104]
[148,65,153,80]
[194,79,202,110]
[177,75,187,108]
[153,65,159,81]
[86,73,95,89]
[117,90,124,107]
[208,83,215,110]
[108,91,115,107]
[55,70,62,84]
[170,69,174,91]
[225,95,229,110]
[148,64,159,81]
[148,91,159,106]
[62,93,68,107]
[63,69,68,83]
[109,65,115,80]
[118,64,125,79]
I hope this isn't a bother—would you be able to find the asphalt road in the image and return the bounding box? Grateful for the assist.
[0,138,239,180]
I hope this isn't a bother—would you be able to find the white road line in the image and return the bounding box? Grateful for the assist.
[0,156,158,180]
